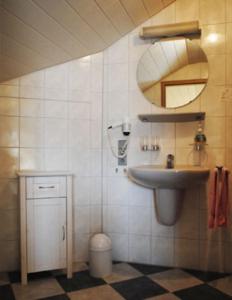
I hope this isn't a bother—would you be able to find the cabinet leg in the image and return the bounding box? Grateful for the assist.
[21,271,28,285]
[67,266,72,279]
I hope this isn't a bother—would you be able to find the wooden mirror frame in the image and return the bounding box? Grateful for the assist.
[161,79,207,107]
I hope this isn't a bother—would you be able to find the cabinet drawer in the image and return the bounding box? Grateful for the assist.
[26,176,66,199]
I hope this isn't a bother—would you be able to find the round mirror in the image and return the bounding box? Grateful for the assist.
[137,38,208,109]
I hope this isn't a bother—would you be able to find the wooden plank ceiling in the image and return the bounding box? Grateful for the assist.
[0,0,175,82]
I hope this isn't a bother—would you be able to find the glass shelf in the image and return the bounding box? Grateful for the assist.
[138,112,205,123]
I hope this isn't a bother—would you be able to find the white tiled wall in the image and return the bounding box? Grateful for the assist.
[102,0,232,272]
[0,53,103,270]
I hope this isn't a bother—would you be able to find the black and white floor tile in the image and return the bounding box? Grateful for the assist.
[0,262,231,300]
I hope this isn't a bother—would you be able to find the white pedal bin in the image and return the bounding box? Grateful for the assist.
[89,234,112,278]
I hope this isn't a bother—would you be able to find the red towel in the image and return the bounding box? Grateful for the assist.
[208,167,229,228]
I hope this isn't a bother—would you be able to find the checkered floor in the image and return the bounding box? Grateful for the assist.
[0,262,232,300]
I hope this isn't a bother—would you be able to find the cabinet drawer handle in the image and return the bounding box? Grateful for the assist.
[62,226,66,241]
[38,185,55,189]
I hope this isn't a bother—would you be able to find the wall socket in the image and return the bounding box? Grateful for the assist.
[118,140,127,166]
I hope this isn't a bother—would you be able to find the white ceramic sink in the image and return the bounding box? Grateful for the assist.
[128,165,210,226]
[128,165,210,189]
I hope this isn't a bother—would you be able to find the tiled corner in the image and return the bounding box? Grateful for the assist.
[152,237,174,267]
[174,239,200,270]
[129,234,151,264]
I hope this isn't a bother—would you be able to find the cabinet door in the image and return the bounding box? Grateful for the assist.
[27,198,66,273]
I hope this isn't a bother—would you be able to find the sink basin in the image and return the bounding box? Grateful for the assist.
[128,165,210,226]
[128,165,210,189]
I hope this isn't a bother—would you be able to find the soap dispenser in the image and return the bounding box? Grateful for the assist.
[190,121,208,166]
[193,121,207,151]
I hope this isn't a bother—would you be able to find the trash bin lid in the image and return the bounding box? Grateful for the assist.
[90,233,112,251]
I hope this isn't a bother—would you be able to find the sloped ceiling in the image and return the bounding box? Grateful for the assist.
[0,0,175,82]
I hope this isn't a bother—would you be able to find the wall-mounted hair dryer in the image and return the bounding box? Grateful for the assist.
[107,117,131,136]
[107,117,131,159]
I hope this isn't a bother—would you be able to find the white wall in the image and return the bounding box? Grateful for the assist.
[102,1,232,272]
[0,53,103,270]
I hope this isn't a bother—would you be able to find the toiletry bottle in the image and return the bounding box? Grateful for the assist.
[194,122,206,151]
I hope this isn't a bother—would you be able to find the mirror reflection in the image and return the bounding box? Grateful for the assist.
[137,38,208,108]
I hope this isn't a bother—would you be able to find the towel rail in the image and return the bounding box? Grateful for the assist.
[215,166,230,181]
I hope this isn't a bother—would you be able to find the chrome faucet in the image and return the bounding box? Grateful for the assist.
[166,154,174,169]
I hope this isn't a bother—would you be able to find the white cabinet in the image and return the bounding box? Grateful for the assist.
[18,171,73,285]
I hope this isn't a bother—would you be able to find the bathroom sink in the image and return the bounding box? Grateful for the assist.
[128,165,209,226]
[128,165,210,189]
